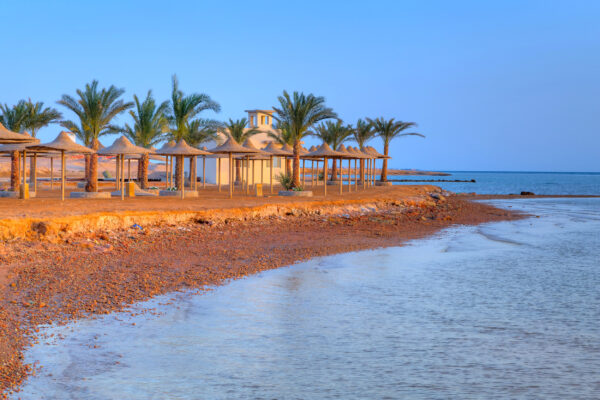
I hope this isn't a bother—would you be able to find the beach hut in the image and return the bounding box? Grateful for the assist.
[208,137,259,199]
[304,143,345,196]
[26,132,94,200]
[98,136,151,200]
[261,142,290,194]
[156,139,212,199]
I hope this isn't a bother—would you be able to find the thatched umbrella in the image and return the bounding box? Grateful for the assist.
[240,138,269,195]
[98,136,150,200]
[336,144,355,193]
[26,132,94,200]
[365,146,390,185]
[0,122,37,144]
[304,143,345,196]
[262,142,289,194]
[208,137,259,199]
[157,141,176,188]
[0,135,40,196]
[347,146,367,189]
[157,139,211,199]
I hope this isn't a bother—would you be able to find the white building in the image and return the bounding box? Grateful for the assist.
[197,109,286,185]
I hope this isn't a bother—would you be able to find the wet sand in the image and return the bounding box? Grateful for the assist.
[0,189,521,397]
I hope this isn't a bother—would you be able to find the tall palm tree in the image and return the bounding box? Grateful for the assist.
[272,91,337,188]
[0,101,29,191]
[221,118,260,183]
[353,118,375,184]
[119,91,169,189]
[58,80,133,192]
[166,75,220,189]
[313,120,353,181]
[368,117,424,182]
[21,99,62,187]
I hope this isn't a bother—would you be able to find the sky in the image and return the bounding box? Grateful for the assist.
[1,0,598,172]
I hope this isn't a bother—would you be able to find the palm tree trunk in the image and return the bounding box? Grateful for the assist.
[175,155,183,190]
[292,140,301,188]
[330,158,338,181]
[140,153,149,189]
[10,151,20,192]
[235,159,242,184]
[86,138,100,192]
[380,143,389,182]
[286,157,292,176]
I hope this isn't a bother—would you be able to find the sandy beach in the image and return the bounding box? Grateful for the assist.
[0,185,522,397]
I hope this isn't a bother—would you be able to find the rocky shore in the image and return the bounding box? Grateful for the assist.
[0,194,521,397]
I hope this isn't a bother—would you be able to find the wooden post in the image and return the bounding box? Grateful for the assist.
[180,155,184,200]
[202,157,206,190]
[228,153,233,199]
[218,157,221,192]
[50,157,54,190]
[116,156,120,190]
[270,155,273,194]
[61,150,65,201]
[251,159,255,191]
[33,153,37,193]
[261,159,264,189]
[323,157,328,197]
[120,155,125,200]
[302,159,305,187]
[128,158,131,182]
[339,159,343,195]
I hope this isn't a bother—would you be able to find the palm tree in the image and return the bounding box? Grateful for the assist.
[58,80,133,192]
[368,117,424,182]
[313,120,353,181]
[221,118,260,183]
[119,91,169,189]
[272,91,337,188]
[353,118,375,185]
[0,101,29,191]
[166,75,220,189]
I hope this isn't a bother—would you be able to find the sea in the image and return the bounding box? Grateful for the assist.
[13,173,600,400]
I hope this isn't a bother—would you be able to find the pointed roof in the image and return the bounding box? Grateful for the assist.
[240,138,270,159]
[0,122,38,144]
[26,131,94,154]
[308,145,317,152]
[98,136,150,155]
[157,140,176,153]
[347,146,369,159]
[157,139,212,156]
[262,142,289,156]
[208,137,259,154]
[304,143,345,159]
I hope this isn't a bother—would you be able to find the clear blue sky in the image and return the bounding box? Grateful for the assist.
[1,0,598,172]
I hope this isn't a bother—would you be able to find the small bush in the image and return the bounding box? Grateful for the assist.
[276,172,293,190]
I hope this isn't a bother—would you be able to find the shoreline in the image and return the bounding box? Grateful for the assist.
[1,191,523,396]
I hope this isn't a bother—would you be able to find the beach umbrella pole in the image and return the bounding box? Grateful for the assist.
[270,156,273,194]
[323,157,328,197]
[50,158,54,190]
[180,155,184,200]
[61,150,65,201]
[202,157,206,190]
[228,153,233,199]
[120,154,125,200]
[218,158,221,192]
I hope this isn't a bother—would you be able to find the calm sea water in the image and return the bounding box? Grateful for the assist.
[16,198,600,399]
[393,171,600,195]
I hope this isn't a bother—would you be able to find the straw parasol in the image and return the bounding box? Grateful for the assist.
[208,137,259,198]
[0,122,37,144]
[304,143,345,196]
[156,139,211,199]
[27,131,94,200]
[238,139,270,195]
[157,140,176,188]
[261,142,290,194]
[98,136,150,200]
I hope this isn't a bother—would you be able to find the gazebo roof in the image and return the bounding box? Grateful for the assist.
[157,139,212,156]
[347,146,369,159]
[157,140,176,153]
[98,136,151,156]
[304,143,345,159]
[26,131,94,154]
[208,137,259,154]
[0,123,38,144]
[281,143,294,155]
[238,138,270,160]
